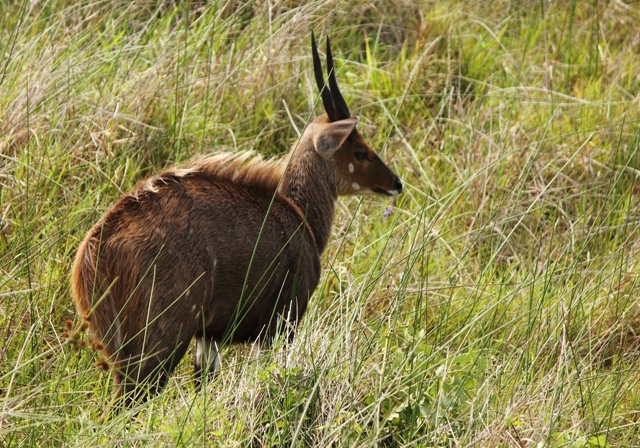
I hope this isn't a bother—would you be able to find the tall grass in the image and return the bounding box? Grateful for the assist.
[1,0,640,446]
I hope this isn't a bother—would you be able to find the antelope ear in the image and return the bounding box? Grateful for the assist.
[311,117,359,158]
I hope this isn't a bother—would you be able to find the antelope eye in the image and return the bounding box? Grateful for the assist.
[354,152,367,162]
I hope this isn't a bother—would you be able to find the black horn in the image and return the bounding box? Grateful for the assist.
[325,37,351,119]
[311,32,338,121]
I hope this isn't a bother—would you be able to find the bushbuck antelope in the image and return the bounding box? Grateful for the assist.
[71,33,402,407]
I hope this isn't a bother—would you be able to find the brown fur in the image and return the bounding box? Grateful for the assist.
[72,96,401,409]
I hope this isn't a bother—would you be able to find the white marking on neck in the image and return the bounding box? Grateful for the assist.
[348,163,354,173]
[352,182,360,190]
[387,189,400,196]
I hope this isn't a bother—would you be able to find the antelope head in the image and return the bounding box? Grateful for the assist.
[308,32,403,197]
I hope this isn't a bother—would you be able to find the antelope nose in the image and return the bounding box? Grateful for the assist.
[395,177,403,194]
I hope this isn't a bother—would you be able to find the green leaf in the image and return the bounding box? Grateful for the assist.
[587,435,610,448]
[505,416,524,427]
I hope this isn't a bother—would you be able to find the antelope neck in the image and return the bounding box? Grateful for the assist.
[279,138,337,255]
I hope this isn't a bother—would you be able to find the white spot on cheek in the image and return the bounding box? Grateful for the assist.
[192,304,196,312]
[352,182,360,190]
[348,163,354,173]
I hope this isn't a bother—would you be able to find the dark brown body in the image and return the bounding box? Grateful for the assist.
[73,152,323,398]
[72,35,403,407]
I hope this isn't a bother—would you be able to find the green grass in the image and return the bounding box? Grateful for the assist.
[2,0,640,446]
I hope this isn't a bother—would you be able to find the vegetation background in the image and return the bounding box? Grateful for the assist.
[1,0,640,446]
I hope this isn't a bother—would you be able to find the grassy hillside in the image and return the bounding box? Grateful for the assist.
[2,0,640,446]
